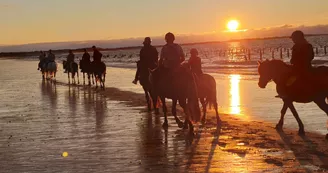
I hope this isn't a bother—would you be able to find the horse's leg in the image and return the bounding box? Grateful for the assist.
[313,98,328,139]
[172,99,184,128]
[161,97,168,129]
[102,73,106,90]
[180,99,194,134]
[92,74,95,85]
[179,99,189,130]
[287,101,305,135]
[200,98,207,124]
[83,73,85,85]
[276,101,288,130]
[68,72,70,84]
[87,73,91,86]
[213,101,221,125]
[77,70,80,84]
[150,91,159,114]
[143,87,151,112]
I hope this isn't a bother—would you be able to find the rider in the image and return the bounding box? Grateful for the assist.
[38,51,46,70]
[188,48,203,76]
[82,49,91,63]
[290,30,314,76]
[159,32,185,72]
[92,46,102,64]
[65,50,75,73]
[132,37,159,84]
[80,49,91,71]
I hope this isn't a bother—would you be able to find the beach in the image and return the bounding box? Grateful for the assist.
[0,59,327,173]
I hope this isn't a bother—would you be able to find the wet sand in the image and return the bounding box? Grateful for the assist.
[0,59,327,173]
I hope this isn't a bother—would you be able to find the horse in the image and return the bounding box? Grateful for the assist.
[91,61,106,89]
[45,61,57,82]
[149,66,202,135]
[63,60,79,84]
[136,61,159,113]
[258,59,328,138]
[182,63,221,125]
[79,60,92,85]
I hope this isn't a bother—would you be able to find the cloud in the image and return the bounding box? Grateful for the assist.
[1,24,328,52]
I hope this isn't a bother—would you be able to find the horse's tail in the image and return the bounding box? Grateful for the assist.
[187,74,202,122]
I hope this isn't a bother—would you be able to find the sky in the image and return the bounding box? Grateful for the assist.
[1,0,328,46]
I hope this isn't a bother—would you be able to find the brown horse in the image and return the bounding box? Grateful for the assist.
[149,67,202,134]
[182,63,221,125]
[196,73,221,125]
[258,59,328,138]
[63,60,79,84]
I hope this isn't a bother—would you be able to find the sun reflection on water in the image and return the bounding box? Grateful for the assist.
[230,74,241,115]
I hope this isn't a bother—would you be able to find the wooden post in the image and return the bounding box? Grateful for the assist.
[248,49,251,61]
[272,51,275,59]
[287,48,290,58]
[280,48,283,59]
[324,46,327,55]
[260,49,263,61]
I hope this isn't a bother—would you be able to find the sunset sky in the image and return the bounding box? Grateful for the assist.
[1,0,328,45]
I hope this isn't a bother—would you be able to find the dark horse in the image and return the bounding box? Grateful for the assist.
[258,59,328,138]
[63,60,79,84]
[136,61,159,112]
[91,61,106,90]
[149,67,202,134]
[79,59,92,85]
[182,63,221,125]
[196,73,221,125]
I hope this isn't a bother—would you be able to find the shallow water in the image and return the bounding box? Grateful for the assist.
[0,59,327,172]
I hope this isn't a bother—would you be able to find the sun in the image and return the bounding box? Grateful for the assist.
[227,20,239,32]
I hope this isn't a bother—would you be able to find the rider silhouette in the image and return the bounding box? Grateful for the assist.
[65,50,75,73]
[92,46,102,64]
[133,37,159,84]
[46,50,55,66]
[290,30,314,77]
[81,49,91,63]
[188,48,203,76]
[159,32,185,70]
[38,51,46,70]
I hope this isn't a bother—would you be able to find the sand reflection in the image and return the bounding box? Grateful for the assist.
[229,74,241,115]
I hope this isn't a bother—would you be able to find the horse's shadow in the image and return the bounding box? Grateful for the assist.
[276,129,328,170]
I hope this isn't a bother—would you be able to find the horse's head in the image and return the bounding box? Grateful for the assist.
[258,59,288,88]
[257,59,273,88]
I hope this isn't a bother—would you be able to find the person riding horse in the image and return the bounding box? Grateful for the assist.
[290,30,314,77]
[81,48,91,70]
[92,46,102,65]
[37,51,47,70]
[64,50,75,73]
[133,37,159,84]
[188,48,203,76]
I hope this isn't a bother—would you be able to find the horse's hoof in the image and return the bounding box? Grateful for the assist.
[275,124,283,130]
[298,130,305,136]
[162,122,168,129]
